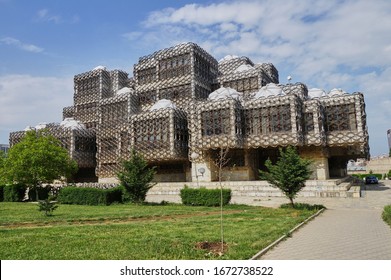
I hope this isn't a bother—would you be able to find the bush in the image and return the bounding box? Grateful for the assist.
[28,185,51,201]
[38,199,58,216]
[351,173,382,180]
[58,186,123,205]
[3,184,26,202]
[382,205,391,227]
[0,185,4,202]
[280,203,325,210]
[180,186,231,207]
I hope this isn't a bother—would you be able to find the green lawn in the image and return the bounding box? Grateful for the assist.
[0,202,318,260]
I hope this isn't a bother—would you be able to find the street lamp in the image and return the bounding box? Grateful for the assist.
[190,152,200,188]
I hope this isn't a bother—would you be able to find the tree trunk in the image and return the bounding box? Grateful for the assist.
[289,197,294,208]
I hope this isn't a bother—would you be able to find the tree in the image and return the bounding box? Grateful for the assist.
[211,148,231,255]
[3,130,78,200]
[0,150,7,184]
[117,149,156,203]
[259,146,312,207]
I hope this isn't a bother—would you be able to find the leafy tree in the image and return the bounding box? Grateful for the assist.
[0,150,7,184]
[259,146,312,207]
[3,130,78,200]
[117,150,156,203]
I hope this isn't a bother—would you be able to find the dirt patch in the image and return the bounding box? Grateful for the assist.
[195,241,228,256]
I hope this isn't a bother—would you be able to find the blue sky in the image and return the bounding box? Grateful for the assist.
[1,0,390,157]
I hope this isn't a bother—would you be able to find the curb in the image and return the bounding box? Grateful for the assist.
[250,208,325,260]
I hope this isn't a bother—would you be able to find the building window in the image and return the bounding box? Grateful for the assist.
[304,112,314,132]
[223,77,259,94]
[133,118,170,151]
[244,105,291,135]
[137,67,156,85]
[325,104,357,132]
[159,84,191,101]
[201,109,230,136]
[159,54,191,80]
[139,90,157,106]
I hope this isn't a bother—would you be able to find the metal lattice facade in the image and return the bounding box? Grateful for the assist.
[9,42,369,182]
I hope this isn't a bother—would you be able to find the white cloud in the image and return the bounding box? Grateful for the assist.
[0,75,73,144]
[36,8,61,24]
[0,37,44,53]
[123,0,391,156]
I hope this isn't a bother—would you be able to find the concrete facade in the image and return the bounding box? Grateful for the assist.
[9,42,369,183]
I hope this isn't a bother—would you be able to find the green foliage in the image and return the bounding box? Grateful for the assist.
[351,173,382,180]
[0,151,7,185]
[180,186,231,206]
[38,199,58,216]
[382,205,391,227]
[2,130,78,199]
[259,146,312,207]
[117,150,156,203]
[58,186,123,205]
[280,203,325,211]
[4,184,26,202]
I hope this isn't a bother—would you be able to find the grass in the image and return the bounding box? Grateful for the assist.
[0,202,319,260]
[382,204,391,227]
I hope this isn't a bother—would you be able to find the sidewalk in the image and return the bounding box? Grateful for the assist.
[257,181,391,260]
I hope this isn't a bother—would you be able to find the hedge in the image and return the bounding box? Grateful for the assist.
[180,186,231,207]
[351,173,382,180]
[3,184,27,202]
[58,186,123,205]
[382,205,391,227]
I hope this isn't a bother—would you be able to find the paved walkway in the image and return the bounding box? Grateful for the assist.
[257,181,391,259]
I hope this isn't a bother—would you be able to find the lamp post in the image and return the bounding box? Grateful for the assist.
[190,152,200,188]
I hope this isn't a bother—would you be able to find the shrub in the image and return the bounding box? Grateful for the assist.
[280,203,325,210]
[351,173,382,180]
[3,184,26,202]
[58,186,123,205]
[0,185,4,202]
[180,186,231,207]
[382,205,391,227]
[38,199,58,216]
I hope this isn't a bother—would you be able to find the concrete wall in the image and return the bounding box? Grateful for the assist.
[366,157,391,175]
[146,177,357,204]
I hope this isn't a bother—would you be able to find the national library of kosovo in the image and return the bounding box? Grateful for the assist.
[10,42,369,183]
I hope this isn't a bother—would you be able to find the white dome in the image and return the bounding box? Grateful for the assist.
[116,87,131,95]
[149,99,176,111]
[328,88,346,96]
[24,126,34,131]
[254,83,285,99]
[60,118,86,130]
[308,88,326,98]
[35,122,48,130]
[218,54,239,63]
[93,65,106,71]
[234,64,254,72]
[208,87,242,101]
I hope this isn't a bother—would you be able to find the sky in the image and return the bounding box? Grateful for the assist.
[0,0,390,157]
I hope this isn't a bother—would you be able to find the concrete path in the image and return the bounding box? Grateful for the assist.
[258,181,391,260]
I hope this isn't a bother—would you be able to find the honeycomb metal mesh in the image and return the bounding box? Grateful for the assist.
[9,42,370,181]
